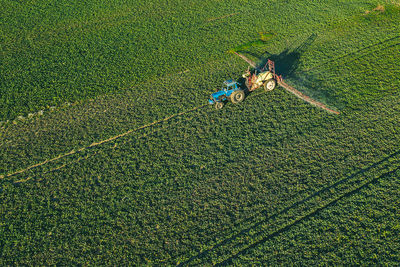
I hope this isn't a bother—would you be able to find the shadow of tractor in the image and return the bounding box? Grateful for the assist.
[239,33,338,106]
[261,33,317,77]
[236,33,321,99]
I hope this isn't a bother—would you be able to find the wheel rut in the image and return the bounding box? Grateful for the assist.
[1,104,207,180]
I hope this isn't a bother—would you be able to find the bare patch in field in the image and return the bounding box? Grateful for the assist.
[364,4,385,15]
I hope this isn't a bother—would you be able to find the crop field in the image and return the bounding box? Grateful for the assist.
[1,0,400,265]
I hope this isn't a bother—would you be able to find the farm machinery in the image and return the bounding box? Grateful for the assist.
[208,59,282,109]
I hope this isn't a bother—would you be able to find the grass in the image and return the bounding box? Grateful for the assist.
[1,0,391,121]
[1,0,400,265]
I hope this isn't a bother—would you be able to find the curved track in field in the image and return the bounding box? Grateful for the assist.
[179,149,400,266]
[1,104,207,180]
[305,34,400,72]
[0,88,269,183]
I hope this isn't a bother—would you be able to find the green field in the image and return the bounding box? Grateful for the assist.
[1,0,400,265]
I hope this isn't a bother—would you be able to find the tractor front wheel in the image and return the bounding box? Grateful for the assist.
[264,79,276,91]
[231,90,245,104]
[215,102,224,110]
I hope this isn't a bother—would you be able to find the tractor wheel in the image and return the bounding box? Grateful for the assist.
[215,102,224,110]
[230,90,245,104]
[264,79,276,91]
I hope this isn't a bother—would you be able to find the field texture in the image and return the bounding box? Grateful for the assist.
[1,0,400,265]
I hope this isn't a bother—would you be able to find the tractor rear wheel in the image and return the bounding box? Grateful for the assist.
[215,102,224,110]
[231,90,245,104]
[264,79,276,91]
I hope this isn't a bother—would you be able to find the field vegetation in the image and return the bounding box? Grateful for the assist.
[1,0,400,265]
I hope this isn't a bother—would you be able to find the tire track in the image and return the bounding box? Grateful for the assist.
[218,164,400,266]
[1,87,273,183]
[10,116,186,184]
[1,104,207,180]
[179,149,400,266]
[305,34,400,72]
[12,151,99,184]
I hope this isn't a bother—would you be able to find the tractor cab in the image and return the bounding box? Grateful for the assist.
[222,79,239,91]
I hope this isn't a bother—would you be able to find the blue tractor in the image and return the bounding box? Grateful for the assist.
[208,79,246,109]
